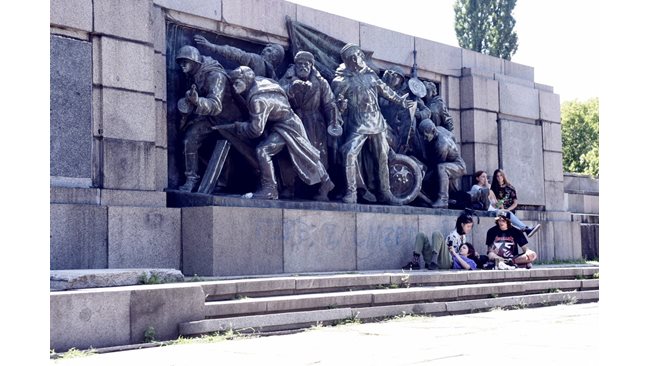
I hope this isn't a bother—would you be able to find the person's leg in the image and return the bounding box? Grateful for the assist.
[432,162,465,208]
[430,230,453,269]
[419,233,434,266]
[254,132,286,199]
[372,133,400,205]
[476,254,490,269]
[180,119,213,191]
[341,133,367,203]
[479,188,491,210]
[403,232,429,269]
[508,212,542,237]
[513,249,537,266]
[508,212,527,231]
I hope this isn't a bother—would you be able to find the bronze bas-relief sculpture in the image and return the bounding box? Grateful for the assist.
[194,35,285,80]
[332,43,415,205]
[412,119,466,207]
[228,66,334,201]
[174,45,257,192]
[170,22,461,208]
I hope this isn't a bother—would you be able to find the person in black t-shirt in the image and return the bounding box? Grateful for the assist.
[490,169,518,213]
[485,210,538,269]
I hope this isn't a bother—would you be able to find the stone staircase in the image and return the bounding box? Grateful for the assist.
[179,266,599,337]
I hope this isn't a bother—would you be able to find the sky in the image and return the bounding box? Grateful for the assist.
[288,0,599,103]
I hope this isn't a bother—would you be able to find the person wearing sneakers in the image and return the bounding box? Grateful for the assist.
[402,212,474,270]
[470,170,541,238]
[486,210,538,269]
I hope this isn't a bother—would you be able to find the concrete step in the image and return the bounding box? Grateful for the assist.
[199,266,599,301]
[180,290,599,336]
[50,266,599,351]
[178,267,599,337]
[50,268,184,291]
[203,279,598,318]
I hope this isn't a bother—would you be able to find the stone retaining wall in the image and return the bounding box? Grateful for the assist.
[50,0,578,272]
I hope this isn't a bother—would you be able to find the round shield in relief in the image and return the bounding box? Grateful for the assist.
[177,97,194,114]
[388,154,423,205]
[408,77,426,98]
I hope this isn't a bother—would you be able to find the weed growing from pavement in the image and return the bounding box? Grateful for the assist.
[333,313,361,326]
[512,299,528,310]
[144,326,157,343]
[139,272,163,285]
[400,272,411,288]
[168,328,258,346]
[563,295,578,305]
[189,274,202,282]
[52,347,97,359]
[387,312,431,321]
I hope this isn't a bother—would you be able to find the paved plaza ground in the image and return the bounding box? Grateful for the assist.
[52,302,599,365]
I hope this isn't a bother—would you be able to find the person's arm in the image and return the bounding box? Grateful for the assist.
[331,77,349,115]
[450,247,473,270]
[485,230,504,261]
[438,97,454,131]
[192,72,226,116]
[415,99,432,121]
[488,189,498,207]
[376,76,412,109]
[237,98,270,139]
[318,76,342,128]
[194,35,251,65]
[487,244,504,261]
[505,186,518,211]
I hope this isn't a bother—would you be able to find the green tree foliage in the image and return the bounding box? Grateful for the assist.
[454,0,519,60]
[561,98,599,177]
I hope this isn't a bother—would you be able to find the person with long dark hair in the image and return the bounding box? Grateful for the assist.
[450,243,478,270]
[469,170,497,210]
[476,169,540,238]
[490,169,518,213]
[402,212,474,270]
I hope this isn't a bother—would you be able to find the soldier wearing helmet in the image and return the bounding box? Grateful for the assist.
[194,35,285,80]
[380,66,415,153]
[228,66,334,201]
[411,118,466,208]
[175,45,254,192]
[422,80,454,132]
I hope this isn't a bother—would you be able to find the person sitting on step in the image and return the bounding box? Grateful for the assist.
[471,170,541,238]
[486,210,538,269]
[402,212,474,270]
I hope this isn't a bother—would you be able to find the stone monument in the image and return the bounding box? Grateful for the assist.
[50,0,591,278]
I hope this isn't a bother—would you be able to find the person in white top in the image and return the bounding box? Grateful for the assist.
[470,170,540,238]
[402,212,474,270]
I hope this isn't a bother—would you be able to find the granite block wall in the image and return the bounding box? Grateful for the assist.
[50,0,582,274]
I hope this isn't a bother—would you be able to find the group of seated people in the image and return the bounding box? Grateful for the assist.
[402,169,541,271]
